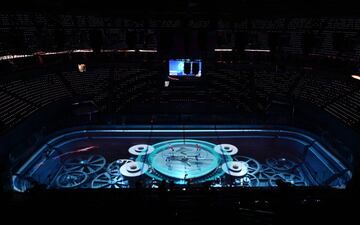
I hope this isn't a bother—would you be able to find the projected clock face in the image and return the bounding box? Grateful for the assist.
[144,140,221,180]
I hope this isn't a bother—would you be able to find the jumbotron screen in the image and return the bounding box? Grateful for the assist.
[169,59,202,77]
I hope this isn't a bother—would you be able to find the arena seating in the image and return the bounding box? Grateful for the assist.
[2,14,360,58]
[1,62,360,133]
[0,91,37,128]
[295,77,348,107]
[0,74,71,131]
[5,75,71,106]
[254,70,300,98]
[2,13,360,132]
[63,68,110,97]
[325,90,360,127]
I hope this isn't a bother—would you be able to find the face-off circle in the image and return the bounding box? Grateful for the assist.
[214,144,238,156]
[120,161,149,177]
[129,144,155,155]
[142,139,225,181]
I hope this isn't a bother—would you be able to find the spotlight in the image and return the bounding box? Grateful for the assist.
[351,74,360,80]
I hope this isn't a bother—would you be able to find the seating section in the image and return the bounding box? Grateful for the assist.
[64,68,110,96]
[293,77,356,107]
[325,90,360,127]
[2,14,360,59]
[205,67,360,127]
[0,91,37,128]
[4,75,71,107]
[112,65,160,112]
[1,63,360,132]
[0,74,71,131]
[205,69,253,111]
[254,70,300,98]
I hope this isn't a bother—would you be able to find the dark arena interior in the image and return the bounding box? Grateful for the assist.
[1,0,360,224]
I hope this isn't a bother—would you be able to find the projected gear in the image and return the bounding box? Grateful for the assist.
[266,157,296,171]
[129,144,155,155]
[91,172,128,189]
[222,161,249,177]
[107,159,134,176]
[214,144,238,156]
[233,156,261,175]
[234,174,260,187]
[120,161,149,177]
[56,171,88,188]
[269,173,307,187]
[63,154,106,174]
[258,164,277,181]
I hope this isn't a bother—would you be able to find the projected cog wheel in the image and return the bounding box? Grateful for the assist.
[107,159,134,176]
[63,154,106,174]
[129,144,155,155]
[120,161,149,177]
[233,156,261,175]
[266,157,296,171]
[91,172,128,189]
[56,171,88,188]
[222,161,249,177]
[214,144,238,156]
[258,164,277,183]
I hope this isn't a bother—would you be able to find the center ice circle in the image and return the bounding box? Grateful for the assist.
[144,139,222,180]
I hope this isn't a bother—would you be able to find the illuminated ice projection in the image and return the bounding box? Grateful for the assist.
[140,139,225,180]
[63,154,106,174]
[12,129,352,191]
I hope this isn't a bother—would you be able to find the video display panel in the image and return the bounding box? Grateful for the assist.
[169,59,202,77]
